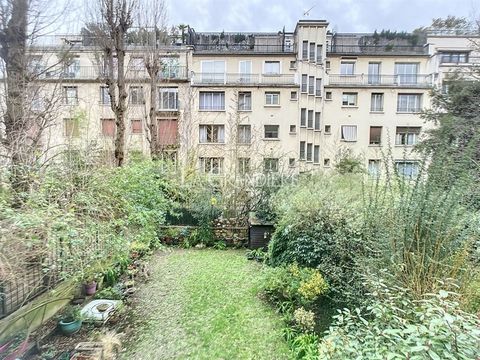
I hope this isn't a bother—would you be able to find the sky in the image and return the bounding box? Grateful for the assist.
[165,0,478,33]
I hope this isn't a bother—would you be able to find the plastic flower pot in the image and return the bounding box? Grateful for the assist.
[84,281,97,296]
[58,318,82,335]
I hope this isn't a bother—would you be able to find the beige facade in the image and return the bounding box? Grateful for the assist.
[1,20,479,176]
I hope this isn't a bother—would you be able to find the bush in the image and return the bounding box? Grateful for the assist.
[318,281,480,359]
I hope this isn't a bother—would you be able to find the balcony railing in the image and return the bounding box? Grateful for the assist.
[327,74,434,87]
[26,65,188,81]
[327,44,427,55]
[191,72,297,86]
[193,43,294,53]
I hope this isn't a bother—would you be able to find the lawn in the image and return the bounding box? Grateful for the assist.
[120,249,292,359]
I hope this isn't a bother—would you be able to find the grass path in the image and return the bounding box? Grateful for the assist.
[120,249,292,360]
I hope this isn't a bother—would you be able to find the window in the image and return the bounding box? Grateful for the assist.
[316,44,323,63]
[239,60,252,82]
[299,141,306,160]
[199,125,225,143]
[290,125,297,133]
[307,110,314,128]
[290,91,298,100]
[199,92,225,110]
[306,143,313,161]
[238,158,250,175]
[201,60,225,83]
[200,157,224,174]
[64,118,79,137]
[302,41,308,60]
[314,112,321,130]
[342,92,357,106]
[30,87,43,111]
[341,125,357,142]
[264,61,280,74]
[315,78,322,96]
[158,88,178,110]
[264,125,279,139]
[324,125,331,133]
[371,93,384,112]
[309,43,315,62]
[129,57,145,71]
[369,126,382,145]
[325,61,331,71]
[289,60,297,69]
[314,145,320,163]
[100,86,110,105]
[101,118,115,137]
[394,63,418,85]
[131,119,142,134]
[325,91,332,100]
[397,94,422,113]
[308,76,315,95]
[63,57,80,78]
[264,158,279,173]
[63,86,78,105]
[368,62,381,85]
[368,160,381,177]
[441,81,450,95]
[340,61,355,75]
[324,158,331,167]
[395,127,421,145]
[396,161,419,178]
[440,52,469,64]
[265,92,280,105]
[129,86,144,105]
[300,108,306,127]
[301,74,308,92]
[289,158,295,167]
[237,125,251,144]
[238,92,252,111]
[28,55,44,75]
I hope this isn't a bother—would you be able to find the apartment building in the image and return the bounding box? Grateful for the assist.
[1,20,479,176]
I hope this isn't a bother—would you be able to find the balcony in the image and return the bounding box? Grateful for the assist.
[193,43,294,54]
[327,44,427,56]
[29,65,189,81]
[327,74,434,88]
[191,73,297,86]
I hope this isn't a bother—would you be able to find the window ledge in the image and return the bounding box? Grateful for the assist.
[238,109,252,112]
[340,140,357,143]
[370,111,384,114]
[314,129,321,132]
[396,111,421,114]
[289,132,297,135]
[290,98,298,101]
[341,106,359,109]
[324,132,332,135]
[236,142,252,146]
[394,144,415,147]
[199,142,226,145]
[369,144,382,147]
[264,105,281,108]
[263,138,280,141]
[199,109,226,112]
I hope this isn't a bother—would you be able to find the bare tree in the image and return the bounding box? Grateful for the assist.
[87,0,136,166]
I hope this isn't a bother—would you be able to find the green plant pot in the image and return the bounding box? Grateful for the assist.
[58,319,82,335]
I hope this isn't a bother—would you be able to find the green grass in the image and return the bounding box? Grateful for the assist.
[121,249,292,359]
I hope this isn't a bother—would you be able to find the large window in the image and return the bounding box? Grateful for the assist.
[237,125,251,144]
[396,161,419,178]
[63,57,80,78]
[368,159,381,177]
[200,157,224,174]
[300,108,306,127]
[316,44,323,63]
[158,88,178,110]
[199,125,225,143]
[395,63,419,85]
[201,60,225,83]
[369,126,382,145]
[307,110,314,128]
[239,60,252,82]
[199,92,225,111]
[238,158,250,175]
[309,43,315,62]
[308,76,315,95]
[302,41,308,60]
[341,125,357,142]
[64,118,79,137]
[264,158,279,173]
[315,78,322,96]
[395,127,421,145]
[301,74,308,92]
[265,92,280,105]
[129,86,144,105]
[63,86,78,105]
[340,61,355,75]
[264,125,279,139]
[314,112,321,130]
[371,93,384,112]
[397,94,422,113]
[238,92,252,111]
[314,145,320,163]
[368,62,381,84]
[100,86,110,105]
[264,61,280,74]
[300,141,305,160]
[342,92,357,106]
[306,143,313,161]
[440,52,469,64]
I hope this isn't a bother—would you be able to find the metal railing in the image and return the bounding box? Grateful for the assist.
[191,72,297,85]
[193,43,294,53]
[327,74,434,87]
[328,44,428,55]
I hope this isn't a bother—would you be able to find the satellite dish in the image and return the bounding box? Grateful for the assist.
[303,4,316,17]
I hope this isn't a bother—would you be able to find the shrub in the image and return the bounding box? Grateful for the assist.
[318,281,480,360]
[94,286,123,300]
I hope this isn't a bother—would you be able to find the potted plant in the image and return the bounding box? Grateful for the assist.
[58,305,83,335]
[83,274,98,296]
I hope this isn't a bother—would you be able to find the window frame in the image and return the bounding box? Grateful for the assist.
[342,92,358,107]
[199,124,225,144]
[199,91,225,111]
[265,92,280,106]
[264,124,279,139]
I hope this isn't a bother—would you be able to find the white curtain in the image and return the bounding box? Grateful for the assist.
[217,126,225,143]
[342,125,357,141]
[199,126,207,143]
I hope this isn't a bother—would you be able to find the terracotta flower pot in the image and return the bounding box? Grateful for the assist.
[84,281,97,296]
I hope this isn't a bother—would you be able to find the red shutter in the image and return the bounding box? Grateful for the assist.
[131,119,142,134]
[157,119,178,145]
[101,119,115,137]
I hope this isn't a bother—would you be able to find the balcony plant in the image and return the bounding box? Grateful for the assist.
[58,305,84,335]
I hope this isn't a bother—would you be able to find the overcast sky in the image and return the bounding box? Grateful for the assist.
[165,0,477,33]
